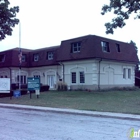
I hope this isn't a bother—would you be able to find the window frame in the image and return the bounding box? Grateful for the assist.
[123,68,126,79]
[34,75,40,78]
[71,72,76,83]
[128,69,131,79]
[47,51,54,60]
[79,71,85,83]
[33,53,39,61]
[22,54,26,62]
[17,75,27,84]
[116,43,121,52]
[71,42,81,53]
[0,54,5,63]
[101,41,110,52]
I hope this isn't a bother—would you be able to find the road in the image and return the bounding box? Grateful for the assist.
[0,108,140,140]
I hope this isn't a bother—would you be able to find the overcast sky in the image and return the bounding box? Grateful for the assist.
[0,0,140,58]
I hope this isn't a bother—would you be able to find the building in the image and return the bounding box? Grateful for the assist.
[0,35,139,90]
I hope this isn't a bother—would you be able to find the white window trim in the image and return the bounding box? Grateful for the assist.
[34,54,39,61]
[123,67,132,79]
[71,72,76,83]
[79,71,85,83]
[48,52,53,60]
[0,54,5,63]
[22,54,26,62]
[71,71,85,84]
[72,42,81,53]
[101,41,110,52]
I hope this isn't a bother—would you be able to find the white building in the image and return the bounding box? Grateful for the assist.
[0,35,138,90]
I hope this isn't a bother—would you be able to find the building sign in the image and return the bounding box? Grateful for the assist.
[13,90,21,97]
[27,77,40,91]
[0,78,10,93]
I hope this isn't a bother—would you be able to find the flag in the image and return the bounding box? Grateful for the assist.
[18,48,22,68]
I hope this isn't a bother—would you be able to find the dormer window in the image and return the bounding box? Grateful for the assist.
[47,51,53,60]
[0,54,5,62]
[22,54,26,62]
[116,44,120,52]
[71,42,81,53]
[101,41,110,52]
[33,53,39,61]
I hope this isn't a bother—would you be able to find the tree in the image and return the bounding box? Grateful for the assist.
[101,0,140,34]
[129,40,139,71]
[0,0,19,40]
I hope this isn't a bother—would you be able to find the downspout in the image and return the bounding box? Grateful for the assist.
[7,67,12,90]
[59,62,64,82]
[98,59,102,90]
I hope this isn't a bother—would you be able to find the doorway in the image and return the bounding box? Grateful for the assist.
[47,75,55,88]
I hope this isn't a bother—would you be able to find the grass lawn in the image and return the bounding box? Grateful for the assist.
[0,90,140,114]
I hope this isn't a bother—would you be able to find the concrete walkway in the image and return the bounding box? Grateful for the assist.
[0,103,140,121]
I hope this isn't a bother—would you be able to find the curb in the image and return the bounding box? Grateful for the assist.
[0,103,140,121]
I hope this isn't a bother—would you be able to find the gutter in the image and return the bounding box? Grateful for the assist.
[98,59,102,90]
[59,62,64,82]
[7,67,12,91]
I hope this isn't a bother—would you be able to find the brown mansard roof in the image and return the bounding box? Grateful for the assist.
[57,35,139,63]
[0,35,139,68]
[0,48,31,68]
[29,46,60,67]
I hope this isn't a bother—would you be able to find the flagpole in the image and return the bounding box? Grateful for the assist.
[19,21,21,91]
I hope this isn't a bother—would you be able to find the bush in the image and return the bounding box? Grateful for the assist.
[57,82,67,91]
[11,83,50,92]
[40,85,50,92]
[11,83,18,90]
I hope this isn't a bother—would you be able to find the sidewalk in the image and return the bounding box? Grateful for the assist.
[0,103,140,121]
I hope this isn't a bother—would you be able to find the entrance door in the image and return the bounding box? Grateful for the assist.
[47,75,55,88]
[106,68,114,85]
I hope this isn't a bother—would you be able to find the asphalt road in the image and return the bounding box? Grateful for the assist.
[0,107,140,140]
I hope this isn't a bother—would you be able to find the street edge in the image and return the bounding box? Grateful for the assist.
[0,103,140,121]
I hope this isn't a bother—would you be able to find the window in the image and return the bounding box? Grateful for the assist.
[33,53,39,61]
[123,68,126,79]
[47,52,53,60]
[128,69,131,79]
[17,75,26,84]
[22,54,26,62]
[34,75,40,78]
[79,72,85,83]
[71,72,76,83]
[116,44,120,52]
[101,41,110,52]
[0,54,5,62]
[71,42,81,53]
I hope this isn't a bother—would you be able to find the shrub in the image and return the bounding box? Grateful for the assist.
[57,81,67,91]
[40,85,50,92]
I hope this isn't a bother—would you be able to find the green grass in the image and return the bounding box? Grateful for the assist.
[0,90,140,114]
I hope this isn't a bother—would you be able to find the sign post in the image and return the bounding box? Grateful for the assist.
[27,77,40,99]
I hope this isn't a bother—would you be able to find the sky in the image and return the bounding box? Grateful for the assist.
[0,0,140,59]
